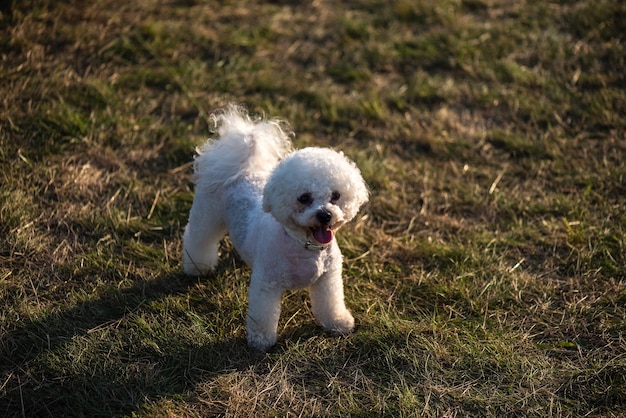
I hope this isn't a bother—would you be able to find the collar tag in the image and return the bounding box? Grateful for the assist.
[304,240,328,251]
[284,228,328,251]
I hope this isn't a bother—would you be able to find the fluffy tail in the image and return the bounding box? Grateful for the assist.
[193,105,292,193]
[182,105,291,275]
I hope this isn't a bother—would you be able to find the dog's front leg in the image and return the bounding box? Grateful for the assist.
[309,268,355,336]
[246,273,283,352]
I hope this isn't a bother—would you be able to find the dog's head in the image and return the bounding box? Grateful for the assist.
[262,147,368,247]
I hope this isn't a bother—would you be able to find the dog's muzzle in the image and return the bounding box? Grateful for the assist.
[316,208,332,224]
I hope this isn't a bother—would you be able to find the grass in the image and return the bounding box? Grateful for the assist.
[1,0,625,416]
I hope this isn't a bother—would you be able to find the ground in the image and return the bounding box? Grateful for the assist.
[1,0,625,416]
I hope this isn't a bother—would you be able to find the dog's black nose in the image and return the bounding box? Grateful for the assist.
[316,209,332,224]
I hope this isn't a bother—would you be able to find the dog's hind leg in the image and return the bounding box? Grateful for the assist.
[182,190,226,275]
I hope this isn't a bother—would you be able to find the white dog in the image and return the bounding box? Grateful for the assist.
[182,105,369,352]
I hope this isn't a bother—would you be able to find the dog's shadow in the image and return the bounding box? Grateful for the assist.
[0,263,268,417]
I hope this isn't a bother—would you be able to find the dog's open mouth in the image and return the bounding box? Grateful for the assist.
[311,225,334,244]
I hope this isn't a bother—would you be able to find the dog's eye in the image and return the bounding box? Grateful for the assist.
[298,193,313,205]
[331,191,340,203]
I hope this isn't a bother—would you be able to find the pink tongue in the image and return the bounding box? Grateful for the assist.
[313,226,333,244]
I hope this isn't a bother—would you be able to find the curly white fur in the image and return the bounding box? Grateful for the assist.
[182,105,369,352]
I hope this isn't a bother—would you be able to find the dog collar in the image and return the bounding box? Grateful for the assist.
[283,228,329,251]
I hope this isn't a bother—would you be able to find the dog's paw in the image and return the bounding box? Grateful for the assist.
[247,331,276,353]
[325,311,355,336]
[182,250,217,276]
[182,262,212,276]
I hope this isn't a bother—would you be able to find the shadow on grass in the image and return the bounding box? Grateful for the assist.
[0,271,264,417]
